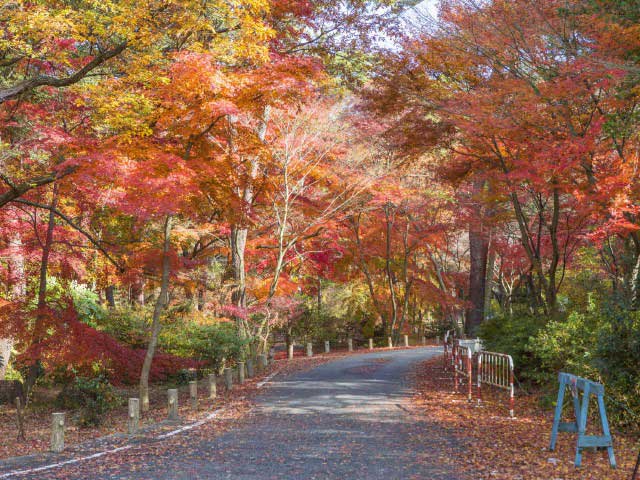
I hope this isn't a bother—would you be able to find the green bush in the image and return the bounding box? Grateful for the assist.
[478,307,548,381]
[512,299,640,428]
[159,320,247,372]
[56,375,121,426]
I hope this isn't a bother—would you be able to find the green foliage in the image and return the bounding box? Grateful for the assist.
[56,375,121,427]
[483,297,640,428]
[527,308,600,384]
[98,306,151,348]
[478,308,548,381]
[159,320,246,372]
[70,283,107,328]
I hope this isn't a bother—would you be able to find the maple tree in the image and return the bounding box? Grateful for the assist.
[2,3,640,468]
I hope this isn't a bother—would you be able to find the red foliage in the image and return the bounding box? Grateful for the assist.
[3,304,201,384]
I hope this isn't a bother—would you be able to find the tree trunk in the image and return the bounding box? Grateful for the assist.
[105,285,116,309]
[484,240,495,320]
[25,184,59,395]
[384,204,399,339]
[466,180,489,336]
[139,215,172,412]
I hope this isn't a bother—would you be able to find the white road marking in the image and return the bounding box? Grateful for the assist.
[0,445,133,479]
[1,408,225,478]
[256,369,281,388]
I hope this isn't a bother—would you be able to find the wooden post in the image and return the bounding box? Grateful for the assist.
[324,341,330,353]
[208,373,217,399]
[368,338,373,350]
[167,389,179,421]
[128,398,140,435]
[51,412,65,453]
[224,368,233,390]
[238,362,245,384]
[288,343,294,360]
[388,337,393,348]
[258,354,268,371]
[306,343,313,357]
[189,381,198,409]
[15,397,25,441]
[404,335,409,347]
[347,338,353,352]
[246,358,255,378]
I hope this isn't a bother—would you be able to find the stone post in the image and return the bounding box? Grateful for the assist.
[422,336,427,346]
[369,338,374,350]
[347,338,353,352]
[208,373,217,399]
[128,398,140,435]
[51,412,65,453]
[246,358,255,378]
[189,381,198,409]
[288,343,294,360]
[168,389,179,421]
[224,368,233,390]
[306,343,313,357]
[258,354,268,371]
[324,341,330,353]
[404,335,409,347]
[388,337,393,348]
[238,362,245,384]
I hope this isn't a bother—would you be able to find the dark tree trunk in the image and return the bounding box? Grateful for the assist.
[105,285,116,309]
[466,179,489,336]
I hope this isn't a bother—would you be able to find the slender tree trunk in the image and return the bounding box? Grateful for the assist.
[139,215,172,412]
[350,215,387,332]
[24,184,59,396]
[384,204,398,339]
[230,225,249,337]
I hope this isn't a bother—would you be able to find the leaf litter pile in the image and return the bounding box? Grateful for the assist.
[408,357,639,480]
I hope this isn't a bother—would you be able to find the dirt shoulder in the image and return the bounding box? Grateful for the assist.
[408,357,638,480]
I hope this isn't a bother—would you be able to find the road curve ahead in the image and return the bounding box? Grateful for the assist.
[8,348,463,480]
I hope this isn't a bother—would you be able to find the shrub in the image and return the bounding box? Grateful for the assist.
[160,320,246,372]
[478,307,548,381]
[56,375,121,426]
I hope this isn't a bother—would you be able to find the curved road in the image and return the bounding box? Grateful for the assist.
[6,348,463,479]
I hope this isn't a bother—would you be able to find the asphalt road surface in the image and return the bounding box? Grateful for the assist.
[5,347,464,479]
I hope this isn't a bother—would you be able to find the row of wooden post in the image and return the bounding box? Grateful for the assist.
[49,353,270,453]
[300,334,427,358]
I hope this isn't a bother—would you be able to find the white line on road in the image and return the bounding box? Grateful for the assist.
[256,369,281,388]
[1,408,225,479]
[0,445,133,479]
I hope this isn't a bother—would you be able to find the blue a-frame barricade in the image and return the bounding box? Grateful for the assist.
[549,372,616,468]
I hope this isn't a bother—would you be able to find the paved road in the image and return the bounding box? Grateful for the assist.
[7,348,463,479]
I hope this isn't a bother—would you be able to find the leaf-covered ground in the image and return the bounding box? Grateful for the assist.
[409,357,639,480]
[0,351,362,460]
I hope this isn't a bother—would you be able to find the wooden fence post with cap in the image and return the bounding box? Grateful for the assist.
[51,412,65,452]
[189,381,198,409]
[167,389,179,421]
[128,398,140,434]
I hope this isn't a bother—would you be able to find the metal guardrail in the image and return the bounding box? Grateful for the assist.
[477,351,515,418]
[454,345,473,402]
